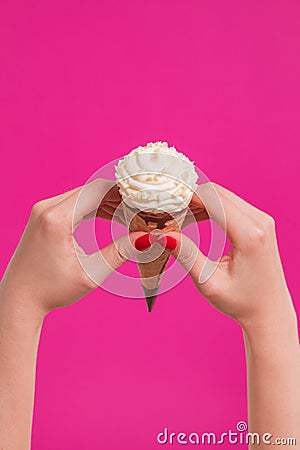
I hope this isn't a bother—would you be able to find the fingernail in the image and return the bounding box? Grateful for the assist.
[165,236,178,251]
[135,233,151,251]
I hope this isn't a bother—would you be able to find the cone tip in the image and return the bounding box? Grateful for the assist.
[146,295,157,312]
[142,286,160,312]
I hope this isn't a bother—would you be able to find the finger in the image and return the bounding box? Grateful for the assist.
[77,232,146,286]
[47,186,82,204]
[189,191,206,210]
[37,182,122,220]
[33,186,83,211]
[96,206,126,225]
[74,179,118,225]
[182,209,209,229]
[166,231,218,285]
[98,204,120,218]
[212,184,271,225]
[190,184,252,213]
[193,182,269,225]
[195,183,258,249]
[53,179,117,227]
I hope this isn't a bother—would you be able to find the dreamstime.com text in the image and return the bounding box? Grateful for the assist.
[156,422,296,446]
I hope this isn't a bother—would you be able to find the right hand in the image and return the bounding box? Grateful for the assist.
[168,183,296,330]
[0,179,140,318]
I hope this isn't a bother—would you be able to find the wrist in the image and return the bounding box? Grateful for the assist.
[242,305,299,354]
[0,282,45,335]
[239,291,298,335]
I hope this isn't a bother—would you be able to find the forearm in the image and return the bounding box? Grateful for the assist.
[243,305,300,448]
[0,284,44,450]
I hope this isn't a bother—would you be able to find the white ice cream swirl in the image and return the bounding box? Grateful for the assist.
[115,142,198,212]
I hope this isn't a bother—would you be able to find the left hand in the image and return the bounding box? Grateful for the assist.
[168,183,295,330]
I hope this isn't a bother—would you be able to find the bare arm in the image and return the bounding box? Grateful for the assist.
[171,182,300,448]
[0,180,139,449]
[243,312,300,447]
[0,294,43,449]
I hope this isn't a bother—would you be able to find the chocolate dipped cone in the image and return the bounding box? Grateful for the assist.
[123,205,187,311]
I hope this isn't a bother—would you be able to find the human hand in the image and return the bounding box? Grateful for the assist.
[169,183,296,331]
[179,184,300,448]
[0,179,138,318]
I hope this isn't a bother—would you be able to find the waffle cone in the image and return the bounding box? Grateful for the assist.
[123,204,187,311]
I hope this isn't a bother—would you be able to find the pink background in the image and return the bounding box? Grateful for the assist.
[1,1,299,448]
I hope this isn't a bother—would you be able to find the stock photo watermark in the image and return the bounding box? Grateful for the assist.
[156,422,297,446]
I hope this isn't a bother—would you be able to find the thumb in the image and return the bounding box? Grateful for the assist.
[166,232,217,285]
[79,232,146,286]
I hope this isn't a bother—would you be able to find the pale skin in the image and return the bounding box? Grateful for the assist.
[0,180,299,449]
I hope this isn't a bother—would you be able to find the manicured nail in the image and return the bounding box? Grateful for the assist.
[135,233,151,251]
[165,236,177,251]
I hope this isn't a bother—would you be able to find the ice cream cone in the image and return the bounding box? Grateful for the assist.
[123,204,187,311]
[115,141,198,311]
